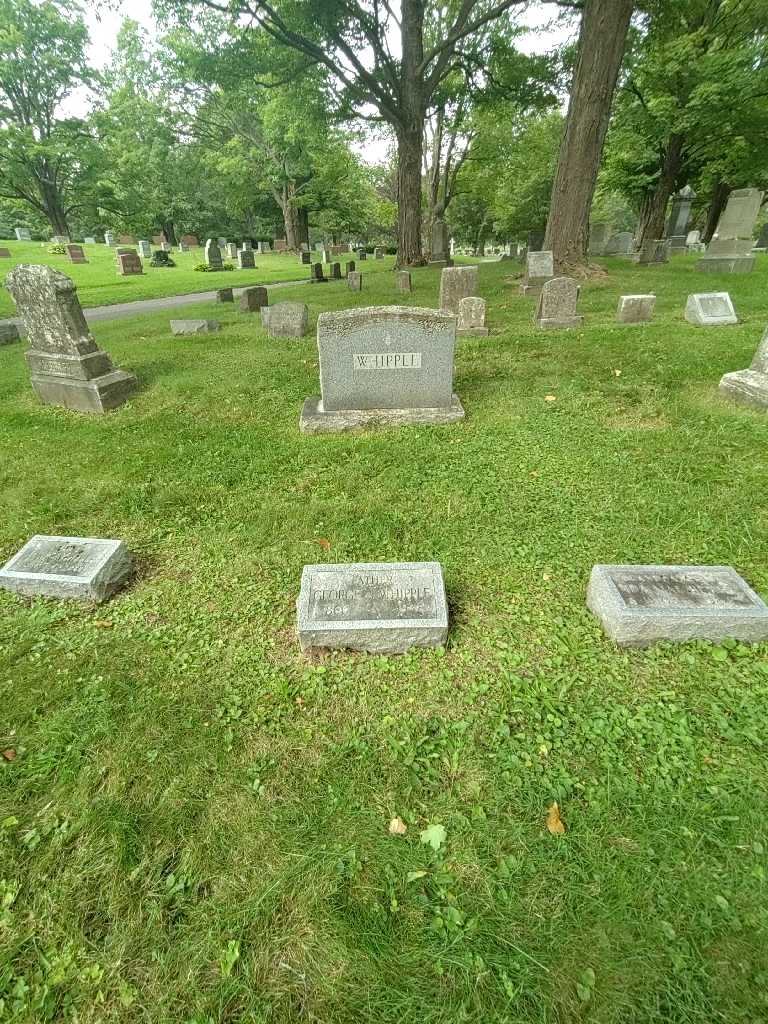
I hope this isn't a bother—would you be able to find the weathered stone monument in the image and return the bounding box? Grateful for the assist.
[535,276,582,329]
[633,238,670,265]
[0,535,133,603]
[374,247,385,260]
[719,326,768,410]
[587,563,768,646]
[117,252,143,276]
[697,188,763,273]
[754,224,768,251]
[138,240,152,258]
[226,243,238,260]
[300,251,312,265]
[297,561,449,653]
[5,265,137,413]
[348,271,363,291]
[216,288,234,303]
[104,231,116,247]
[520,251,554,295]
[666,186,695,252]
[0,323,21,345]
[616,294,656,324]
[14,227,31,241]
[65,244,87,265]
[83,236,96,245]
[345,259,356,276]
[439,265,478,313]
[170,320,220,335]
[588,223,611,256]
[273,238,288,252]
[0,247,11,258]
[527,228,545,252]
[300,306,465,433]
[457,297,488,337]
[310,262,327,284]
[684,292,737,326]
[430,220,452,266]
[240,286,268,312]
[330,262,342,280]
[605,231,634,256]
[262,301,308,339]
[396,271,412,293]
[237,249,256,270]
[204,239,223,271]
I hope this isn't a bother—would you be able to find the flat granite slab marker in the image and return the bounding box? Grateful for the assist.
[587,564,768,647]
[0,535,132,603]
[719,325,768,410]
[297,561,449,654]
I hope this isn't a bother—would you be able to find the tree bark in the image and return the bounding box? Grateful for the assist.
[162,221,178,246]
[543,0,634,270]
[703,180,730,243]
[396,0,427,267]
[40,183,70,236]
[636,133,685,247]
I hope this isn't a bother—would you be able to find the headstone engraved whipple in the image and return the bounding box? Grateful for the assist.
[5,265,138,413]
[684,292,737,326]
[719,326,768,410]
[297,561,449,653]
[0,535,133,603]
[587,564,768,646]
[300,306,465,433]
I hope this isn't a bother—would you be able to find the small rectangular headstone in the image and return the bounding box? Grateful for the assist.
[587,564,768,646]
[14,227,32,241]
[117,252,143,276]
[83,236,96,245]
[521,250,554,294]
[0,248,11,258]
[330,262,342,280]
[358,250,367,261]
[310,262,327,284]
[439,266,478,313]
[616,295,655,324]
[265,301,308,339]
[66,244,87,264]
[297,561,449,654]
[396,271,412,293]
[240,286,268,312]
[301,251,312,265]
[226,243,238,260]
[204,239,223,270]
[0,323,21,345]
[457,296,488,336]
[237,249,256,270]
[104,231,116,247]
[374,247,385,259]
[684,292,737,326]
[345,260,356,276]
[0,535,132,603]
[138,240,152,258]
[216,288,234,303]
[348,271,362,291]
[170,319,220,335]
[273,238,288,252]
[536,276,582,329]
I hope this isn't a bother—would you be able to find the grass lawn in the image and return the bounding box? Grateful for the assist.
[0,243,396,318]
[1,254,767,1023]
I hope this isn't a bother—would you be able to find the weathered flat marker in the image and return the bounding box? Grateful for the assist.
[297,561,448,654]
[587,564,768,647]
[0,536,132,603]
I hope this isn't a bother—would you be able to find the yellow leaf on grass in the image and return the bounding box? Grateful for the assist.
[546,801,566,835]
[315,538,331,552]
[544,395,557,403]
[389,816,407,836]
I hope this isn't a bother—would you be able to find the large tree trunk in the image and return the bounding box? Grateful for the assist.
[40,185,69,236]
[636,133,685,247]
[543,0,634,270]
[280,187,309,251]
[703,180,730,242]
[161,221,178,246]
[396,0,426,267]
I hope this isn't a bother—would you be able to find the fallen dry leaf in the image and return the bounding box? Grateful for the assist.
[544,395,557,403]
[546,801,566,835]
[613,369,622,377]
[93,620,113,629]
[315,538,331,552]
[389,816,407,836]
[542,573,552,581]
[2,749,16,762]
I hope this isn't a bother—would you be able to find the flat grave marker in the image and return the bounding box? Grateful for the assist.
[0,535,132,603]
[685,292,737,326]
[617,294,655,324]
[170,319,220,335]
[719,326,768,410]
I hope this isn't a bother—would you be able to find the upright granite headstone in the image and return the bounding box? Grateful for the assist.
[396,271,412,293]
[240,286,268,312]
[330,262,342,280]
[0,323,21,345]
[263,301,308,339]
[241,240,253,251]
[300,306,465,433]
[684,292,737,326]
[0,535,133,603]
[300,251,312,265]
[5,265,137,413]
[587,564,768,646]
[310,262,327,284]
[225,243,237,260]
[297,561,449,653]
[358,249,368,261]
[697,188,763,273]
[520,250,554,295]
[527,227,545,252]
[0,247,11,258]
[204,239,223,270]
[104,231,116,247]
[457,297,488,337]
[719,326,768,410]
[753,223,768,251]
[14,227,31,241]
[138,240,152,258]
[374,247,385,260]
[237,249,256,270]
[588,223,611,256]
[616,294,655,324]
[605,231,634,255]
[216,288,234,303]
[348,271,363,291]
[686,230,701,246]
[345,259,356,276]
[666,186,695,251]
[117,252,143,276]
[65,244,87,265]
[430,220,452,266]
[439,265,478,313]
[51,234,70,244]
[84,236,97,245]
[273,238,288,252]
[535,276,582,329]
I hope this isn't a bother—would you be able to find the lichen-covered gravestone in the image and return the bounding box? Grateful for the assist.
[719,326,768,410]
[0,535,132,603]
[263,301,308,339]
[439,265,478,313]
[617,294,655,324]
[300,306,465,433]
[535,276,583,329]
[457,297,489,337]
[587,564,768,647]
[237,249,256,270]
[5,265,137,413]
[520,251,554,295]
[204,239,223,270]
[348,271,363,291]
[170,320,220,335]
[684,292,737,326]
[240,286,268,312]
[216,288,234,303]
[297,561,449,653]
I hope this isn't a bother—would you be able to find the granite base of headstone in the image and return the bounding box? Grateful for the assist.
[587,564,768,647]
[535,276,582,329]
[719,326,768,411]
[6,265,137,414]
[300,306,465,434]
[297,561,449,654]
[170,319,220,335]
[0,323,21,345]
[439,265,478,313]
[0,535,132,603]
[684,293,737,326]
[262,302,308,339]
[520,251,554,294]
[617,294,656,324]
[457,297,489,337]
[240,286,268,312]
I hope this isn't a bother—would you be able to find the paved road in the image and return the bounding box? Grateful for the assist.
[0,278,309,328]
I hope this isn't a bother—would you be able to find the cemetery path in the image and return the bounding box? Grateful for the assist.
[0,278,309,327]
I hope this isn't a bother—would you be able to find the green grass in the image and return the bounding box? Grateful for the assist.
[0,242,396,317]
[1,253,768,1023]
